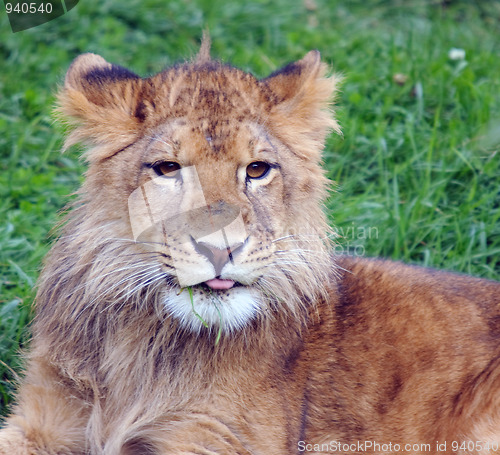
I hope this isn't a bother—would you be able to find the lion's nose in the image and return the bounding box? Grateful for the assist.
[193,241,244,276]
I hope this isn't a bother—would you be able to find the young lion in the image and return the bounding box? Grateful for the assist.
[0,41,499,455]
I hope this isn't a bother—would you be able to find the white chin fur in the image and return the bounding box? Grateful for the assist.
[164,286,260,334]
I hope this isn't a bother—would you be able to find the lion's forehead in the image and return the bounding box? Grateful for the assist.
[149,118,273,163]
[144,64,277,126]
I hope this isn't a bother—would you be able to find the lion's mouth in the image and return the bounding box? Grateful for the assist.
[204,278,236,290]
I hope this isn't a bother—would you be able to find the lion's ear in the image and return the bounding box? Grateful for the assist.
[263,51,341,157]
[57,53,146,161]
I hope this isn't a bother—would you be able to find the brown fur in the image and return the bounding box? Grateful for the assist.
[1,41,499,455]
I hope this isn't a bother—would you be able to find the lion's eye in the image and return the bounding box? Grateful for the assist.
[246,161,271,180]
[152,161,181,177]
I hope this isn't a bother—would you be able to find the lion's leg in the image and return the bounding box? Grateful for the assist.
[118,412,265,455]
[450,356,500,454]
[466,382,500,452]
[0,356,90,455]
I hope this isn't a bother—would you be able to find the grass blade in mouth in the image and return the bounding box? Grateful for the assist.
[212,299,223,346]
[184,286,223,344]
[187,286,209,329]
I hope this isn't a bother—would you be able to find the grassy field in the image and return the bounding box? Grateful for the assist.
[1,0,499,416]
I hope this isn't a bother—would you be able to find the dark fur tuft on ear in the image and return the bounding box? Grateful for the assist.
[56,53,145,162]
[263,51,342,159]
[65,53,139,90]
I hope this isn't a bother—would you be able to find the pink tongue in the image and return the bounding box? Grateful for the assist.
[205,278,235,290]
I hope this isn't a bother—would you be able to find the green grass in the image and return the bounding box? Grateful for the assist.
[1,0,499,416]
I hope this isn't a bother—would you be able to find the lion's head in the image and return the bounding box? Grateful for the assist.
[46,42,340,339]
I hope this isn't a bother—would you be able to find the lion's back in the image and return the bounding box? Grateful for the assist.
[303,255,500,447]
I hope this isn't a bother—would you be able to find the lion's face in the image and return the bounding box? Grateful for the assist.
[58,49,340,334]
[124,118,302,331]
